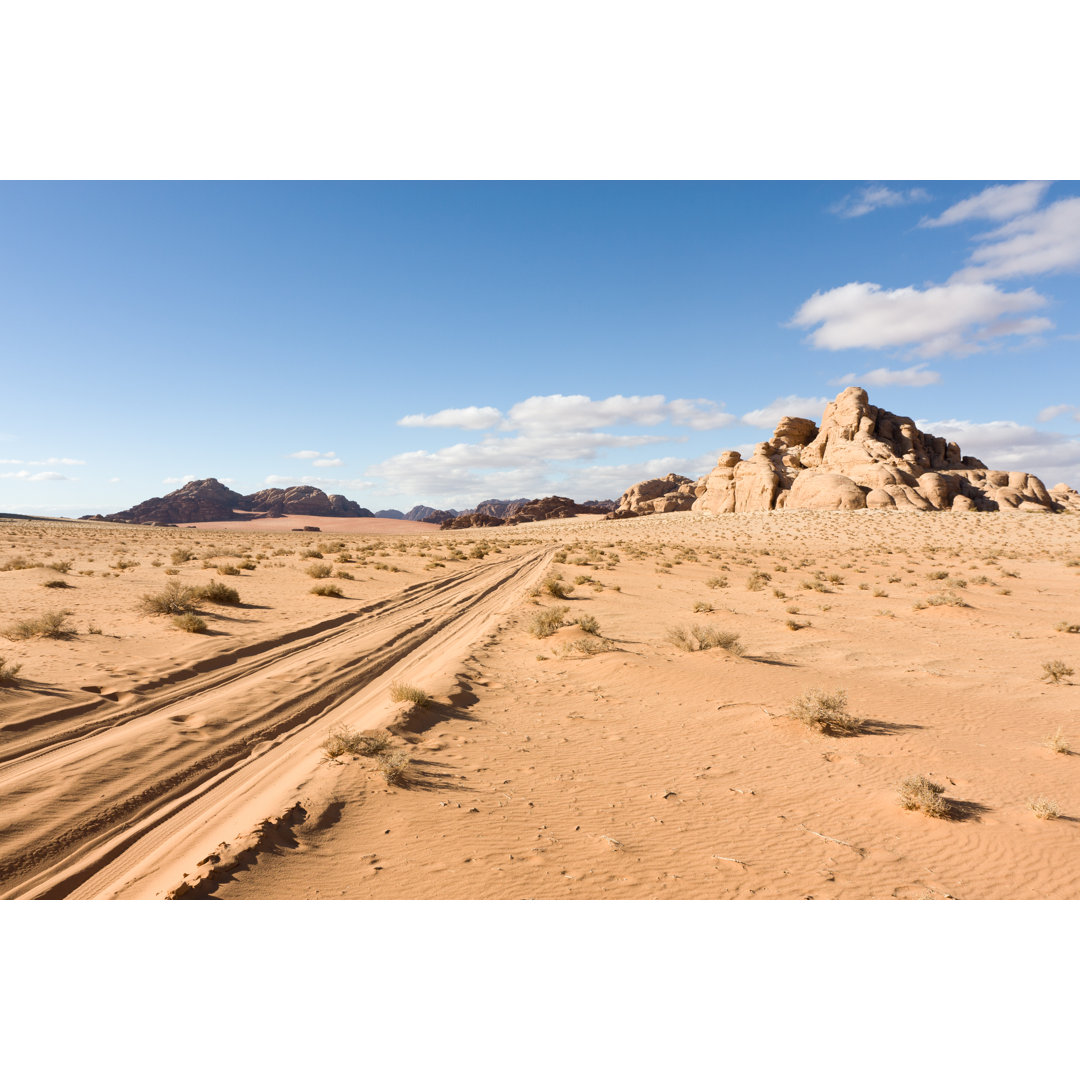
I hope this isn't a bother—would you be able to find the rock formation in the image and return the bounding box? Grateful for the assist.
[439,512,506,530]
[606,474,697,519]
[245,486,372,518]
[691,387,1065,514]
[504,496,608,525]
[404,505,455,522]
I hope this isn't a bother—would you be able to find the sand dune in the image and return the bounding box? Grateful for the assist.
[1,509,1077,899]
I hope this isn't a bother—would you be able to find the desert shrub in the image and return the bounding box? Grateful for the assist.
[110,558,139,570]
[46,560,72,573]
[790,688,862,734]
[897,775,949,817]
[1027,796,1061,821]
[172,613,208,633]
[693,600,714,613]
[322,726,392,759]
[310,583,344,597]
[561,636,616,656]
[1044,728,1072,754]
[217,564,241,576]
[238,559,257,570]
[306,562,332,578]
[300,549,323,559]
[529,605,569,638]
[575,614,601,635]
[334,570,354,580]
[786,618,805,630]
[139,582,200,615]
[1042,660,1074,684]
[746,570,770,591]
[42,578,70,588]
[705,576,728,589]
[543,574,574,599]
[389,681,430,707]
[4,610,74,640]
[0,657,22,685]
[1054,622,1080,634]
[377,750,410,785]
[927,570,949,580]
[195,581,241,605]
[2,556,44,572]
[924,593,970,608]
[666,624,744,654]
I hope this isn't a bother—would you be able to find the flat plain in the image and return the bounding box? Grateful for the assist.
[1,509,1077,899]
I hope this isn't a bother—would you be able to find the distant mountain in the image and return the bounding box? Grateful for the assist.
[84,479,376,525]
[403,504,455,521]
[373,509,405,519]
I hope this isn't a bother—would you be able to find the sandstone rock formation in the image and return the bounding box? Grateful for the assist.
[690,387,1067,514]
[504,496,608,525]
[439,513,506,530]
[606,474,697,519]
[404,504,456,522]
[245,486,372,518]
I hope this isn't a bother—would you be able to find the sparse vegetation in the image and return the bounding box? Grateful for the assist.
[310,583,344,597]
[217,564,241,576]
[195,581,241,605]
[705,576,728,589]
[575,614,601,635]
[42,578,70,588]
[1042,660,1074,684]
[377,750,410,785]
[543,573,574,599]
[665,624,744,654]
[1044,728,1072,754]
[897,775,949,817]
[4,610,74,640]
[1026,796,1061,821]
[306,562,332,578]
[0,657,23,685]
[390,681,431,707]
[172,613,208,633]
[321,725,392,759]
[529,605,569,638]
[692,600,714,613]
[790,688,862,735]
[1055,621,1080,634]
[140,582,200,615]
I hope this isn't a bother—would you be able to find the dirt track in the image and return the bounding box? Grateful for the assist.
[0,547,551,899]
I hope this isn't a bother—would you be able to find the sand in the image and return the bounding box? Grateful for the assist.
[1,509,1077,899]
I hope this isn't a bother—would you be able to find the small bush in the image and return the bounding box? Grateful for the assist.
[746,570,770,591]
[1044,728,1072,754]
[666,624,744,654]
[377,750,410,785]
[2,556,43,572]
[543,574,574,599]
[172,613,208,633]
[561,636,616,656]
[1054,622,1080,634]
[46,560,72,573]
[924,593,970,608]
[1042,660,1074,684]
[1026,796,1061,821]
[390,681,431,707]
[310,583,344,597]
[692,600,714,613]
[42,578,70,588]
[529,605,569,638]
[322,726,392,759]
[575,614,601,635]
[170,549,195,565]
[0,657,23,685]
[705,576,728,589]
[140,582,200,615]
[790,688,862,735]
[195,581,241,605]
[897,775,949,817]
[217,564,241,576]
[4,610,74,640]
[306,562,332,578]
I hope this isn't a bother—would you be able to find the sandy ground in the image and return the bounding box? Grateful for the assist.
[183,514,442,534]
[1,509,1077,899]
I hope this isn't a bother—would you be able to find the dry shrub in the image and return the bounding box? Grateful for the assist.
[1026,796,1061,821]
[897,775,949,817]
[561,636,616,656]
[140,582,200,615]
[530,605,569,638]
[1042,660,1074,683]
[0,657,22,685]
[217,564,241,576]
[543,574,574,599]
[42,579,70,588]
[790,688,862,734]
[172,613,207,633]
[692,600,714,613]
[321,726,392,760]
[377,750,410,785]
[310,583,344,597]
[705,576,728,589]
[195,581,240,605]
[1055,622,1080,634]
[666,624,744,654]
[170,549,195,564]
[1044,728,1072,754]
[306,562,332,578]
[2,556,44,572]
[389,681,431,707]
[575,614,601,635]
[5,610,75,640]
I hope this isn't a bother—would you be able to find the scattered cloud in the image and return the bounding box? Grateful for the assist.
[163,475,197,485]
[1,469,75,482]
[830,184,931,219]
[263,474,375,491]
[920,181,1050,228]
[398,406,503,430]
[312,457,343,468]
[951,196,1080,283]
[1036,404,1080,423]
[918,417,1080,486]
[741,395,830,429]
[0,457,86,466]
[287,449,336,460]
[790,280,1052,357]
[108,477,121,483]
[830,363,941,388]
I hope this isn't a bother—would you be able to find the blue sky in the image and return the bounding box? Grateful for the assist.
[3,180,1079,515]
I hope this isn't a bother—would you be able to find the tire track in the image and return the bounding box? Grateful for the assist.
[0,547,552,898]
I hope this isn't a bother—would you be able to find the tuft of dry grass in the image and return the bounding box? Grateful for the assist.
[529,605,569,638]
[216,564,241,576]
[1042,659,1074,684]
[42,578,71,588]
[575,614,601,635]
[666,624,744,655]
[377,750,410,785]
[692,600,714,613]
[790,687,862,735]
[0,656,23,685]
[195,581,240,605]
[306,562,332,578]
[1026,796,1061,821]
[139,582,200,615]
[542,574,574,599]
[172,613,207,633]
[310,583,344,597]
[1055,621,1080,634]
[897,775,949,817]
[4,610,75,640]
[321,725,392,760]
[560,636,617,656]
[1044,728,1072,755]
[389,681,431,707]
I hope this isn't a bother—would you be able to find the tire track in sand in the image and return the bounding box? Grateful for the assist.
[0,547,552,898]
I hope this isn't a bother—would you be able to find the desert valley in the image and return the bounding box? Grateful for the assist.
[2,388,1077,901]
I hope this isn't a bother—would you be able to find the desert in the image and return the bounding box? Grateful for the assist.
[2,500,1077,900]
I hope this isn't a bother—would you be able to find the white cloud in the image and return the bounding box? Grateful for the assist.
[4,470,76,482]
[830,184,931,219]
[741,395,830,429]
[917,417,1080,486]
[952,196,1080,283]
[108,477,121,483]
[312,457,343,467]
[790,280,1051,357]
[287,449,336,460]
[506,393,735,432]
[398,406,503,430]
[163,475,197,485]
[1036,404,1080,424]
[262,474,375,490]
[830,363,941,388]
[920,181,1050,228]
[0,457,86,466]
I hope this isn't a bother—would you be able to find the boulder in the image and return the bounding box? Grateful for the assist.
[607,473,696,518]
[784,471,866,510]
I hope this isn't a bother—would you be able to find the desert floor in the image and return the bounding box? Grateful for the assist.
[1,509,1077,900]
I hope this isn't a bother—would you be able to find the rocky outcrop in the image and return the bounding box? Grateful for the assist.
[504,496,607,525]
[581,498,617,513]
[692,387,1066,514]
[607,474,697,519]
[404,504,456,522]
[421,510,457,525]
[472,498,530,519]
[439,513,505,530]
[373,509,405,519]
[93,479,375,525]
